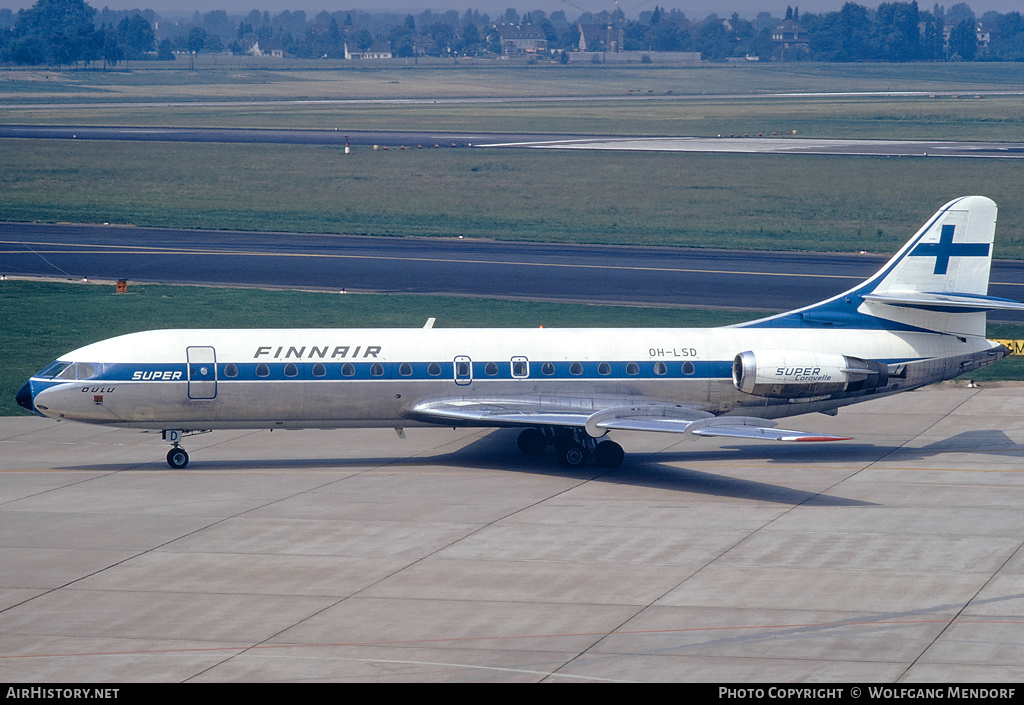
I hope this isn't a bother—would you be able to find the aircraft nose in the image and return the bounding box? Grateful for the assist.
[15,381,34,412]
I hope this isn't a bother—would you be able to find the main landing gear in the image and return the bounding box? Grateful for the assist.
[517,427,624,469]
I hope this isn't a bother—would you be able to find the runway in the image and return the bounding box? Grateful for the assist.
[3,125,1024,159]
[5,222,1024,323]
[2,383,1024,682]
[482,135,1024,159]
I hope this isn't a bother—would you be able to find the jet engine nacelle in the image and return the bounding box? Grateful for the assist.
[732,350,889,399]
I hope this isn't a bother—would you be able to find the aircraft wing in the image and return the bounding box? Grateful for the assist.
[411,398,851,442]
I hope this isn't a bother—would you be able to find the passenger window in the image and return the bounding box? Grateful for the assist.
[570,362,584,376]
[485,362,498,376]
[682,361,696,376]
[312,363,326,377]
[542,362,555,376]
[284,363,299,377]
[256,363,270,378]
[370,363,384,377]
[341,363,356,377]
[598,362,611,376]
[399,362,413,376]
[428,362,442,376]
[654,361,667,376]
[511,357,529,378]
[225,363,239,378]
[626,362,639,376]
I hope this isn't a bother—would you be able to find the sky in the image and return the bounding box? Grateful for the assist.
[0,0,1019,19]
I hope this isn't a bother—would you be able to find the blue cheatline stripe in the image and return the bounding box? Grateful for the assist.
[43,359,727,383]
[37,357,923,385]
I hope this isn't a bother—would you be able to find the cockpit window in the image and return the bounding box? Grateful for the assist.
[42,361,103,380]
[40,361,72,378]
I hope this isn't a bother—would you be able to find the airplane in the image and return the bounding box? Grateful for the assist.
[15,196,1024,470]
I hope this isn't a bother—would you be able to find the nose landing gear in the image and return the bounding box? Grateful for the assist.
[161,429,209,469]
[166,445,189,469]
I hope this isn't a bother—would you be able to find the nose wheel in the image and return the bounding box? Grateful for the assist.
[166,446,189,469]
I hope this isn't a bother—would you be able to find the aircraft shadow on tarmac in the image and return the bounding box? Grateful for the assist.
[419,428,1024,507]
[676,429,1024,464]
[400,428,874,507]
[61,429,1022,507]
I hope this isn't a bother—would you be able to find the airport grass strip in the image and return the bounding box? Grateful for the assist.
[3,140,1024,257]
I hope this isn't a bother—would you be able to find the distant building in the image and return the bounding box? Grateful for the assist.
[568,50,700,64]
[772,19,809,59]
[941,21,998,54]
[412,34,436,57]
[246,39,284,58]
[578,22,624,53]
[345,41,392,59]
[494,24,548,56]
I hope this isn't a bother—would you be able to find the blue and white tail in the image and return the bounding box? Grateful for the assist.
[743,196,1024,337]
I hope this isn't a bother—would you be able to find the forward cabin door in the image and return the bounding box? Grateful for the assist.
[187,346,218,400]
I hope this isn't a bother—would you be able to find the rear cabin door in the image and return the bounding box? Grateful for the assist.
[187,346,218,400]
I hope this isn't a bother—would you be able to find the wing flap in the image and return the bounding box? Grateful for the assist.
[413,398,850,443]
[693,426,853,442]
[412,398,593,428]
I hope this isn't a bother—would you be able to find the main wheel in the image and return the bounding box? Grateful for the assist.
[556,442,589,469]
[166,447,189,469]
[593,440,625,468]
[517,428,547,456]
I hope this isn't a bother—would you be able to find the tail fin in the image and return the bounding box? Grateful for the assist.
[743,196,1024,336]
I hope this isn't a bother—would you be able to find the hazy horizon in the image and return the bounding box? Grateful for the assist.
[0,0,1020,20]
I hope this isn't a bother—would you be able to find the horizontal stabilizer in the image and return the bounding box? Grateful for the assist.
[862,291,1024,313]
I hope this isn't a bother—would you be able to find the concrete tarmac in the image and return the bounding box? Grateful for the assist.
[2,383,1024,682]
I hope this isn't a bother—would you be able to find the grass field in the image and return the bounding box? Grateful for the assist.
[2,138,1024,256]
[5,63,1024,140]
[4,62,1024,253]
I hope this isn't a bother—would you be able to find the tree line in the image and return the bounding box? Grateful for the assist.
[1,0,1022,67]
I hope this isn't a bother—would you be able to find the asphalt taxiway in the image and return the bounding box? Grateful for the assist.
[6,222,1024,324]
[2,383,1024,682]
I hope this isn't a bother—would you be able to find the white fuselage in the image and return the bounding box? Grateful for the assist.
[26,325,1002,431]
